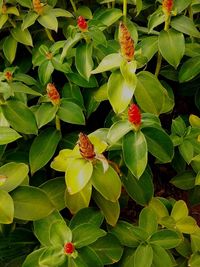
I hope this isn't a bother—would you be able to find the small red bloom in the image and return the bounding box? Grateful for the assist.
[78,132,96,160]
[77,16,88,32]
[162,0,173,15]
[64,242,75,255]
[128,104,142,127]
[4,71,13,81]
[46,83,60,106]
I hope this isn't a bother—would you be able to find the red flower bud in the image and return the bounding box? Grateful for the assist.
[128,104,142,127]
[4,71,13,81]
[77,16,88,32]
[162,0,173,15]
[78,132,95,160]
[119,22,134,62]
[64,242,75,255]
[46,83,60,106]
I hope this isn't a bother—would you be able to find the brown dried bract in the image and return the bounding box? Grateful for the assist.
[119,22,134,62]
[33,0,43,14]
[78,132,95,160]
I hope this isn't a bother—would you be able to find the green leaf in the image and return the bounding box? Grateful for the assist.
[170,170,195,190]
[93,190,120,226]
[0,162,29,192]
[110,221,147,247]
[75,43,93,81]
[78,246,103,267]
[179,56,200,83]
[76,6,92,19]
[149,229,181,249]
[39,246,66,267]
[65,182,92,214]
[120,60,138,86]
[171,200,188,221]
[93,8,122,27]
[22,248,45,267]
[57,99,85,125]
[3,36,18,64]
[65,158,93,194]
[66,72,98,88]
[92,163,121,202]
[142,127,174,163]
[0,14,8,29]
[38,12,58,31]
[91,53,123,74]
[0,189,14,224]
[1,99,38,134]
[139,207,158,236]
[0,127,21,145]
[123,131,147,179]
[107,120,133,144]
[34,210,63,246]
[90,234,123,265]
[135,71,166,115]
[35,103,58,128]
[134,244,153,267]
[148,198,169,222]
[21,11,39,30]
[72,223,106,248]
[138,36,158,61]
[176,216,198,234]
[38,60,54,85]
[40,177,66,211]
[189,252,200,267]
[51,8,73,17]
[179,140,194,164]
[151,245,175,267]
[108,71,135,114]
[191,230,200,253]
[11,25,33,46]
[173,0,192,14]
[69,207,104,229]
[148,8,165,33]
[10,186,54,220]
[171,15,200,38]
[158,29,185,69]
[29,128,61,174]
[11,82,42,96]
[121,168,154,206]
[50,220,72,245]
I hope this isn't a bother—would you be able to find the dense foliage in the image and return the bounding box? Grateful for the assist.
[0,0,200,266]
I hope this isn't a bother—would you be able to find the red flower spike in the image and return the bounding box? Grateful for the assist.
[64,242,75,255]
[33,0,44,14]
[128,104,142,127]
[119,22,134,62]
[78,132,96,160]
[4,71,13,81]
[77,16,88,32]
[46,83,60,106]
[162,0,173,15]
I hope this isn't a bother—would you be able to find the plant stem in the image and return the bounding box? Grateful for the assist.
[8,17,16,28]
[45,28,55,42]
[188,5,194,42]
[123,0,127,23]
[55,115,61,131]
[164,15,170,31]
[155,51,162,77]
[70,0,77,12]
[112,1,115,8]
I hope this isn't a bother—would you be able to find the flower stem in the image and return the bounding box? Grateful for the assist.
[45,28,55,42]
[123,0,127,23]
[55,115,61,131]
[155,51,162,77]
[70,0,77,12]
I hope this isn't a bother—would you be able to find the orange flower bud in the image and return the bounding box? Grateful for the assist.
[162,0,173,15]
[1,4,7,14]
[46,83,60,105]
[77,16,88,32]
[4,71,13,81]
[32,0,44,14]
[119,22,134,62]
[64,242,75,254]
[128,104,142,127]
[78,132,95,160]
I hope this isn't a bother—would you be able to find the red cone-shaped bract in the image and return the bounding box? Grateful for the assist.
[78,132,95,160]
[77,16,88,32]
[162,0,173,15]
[128,104,142,126]
[64,242,75,254]
[46,83,60,106]
[119,22,134,62]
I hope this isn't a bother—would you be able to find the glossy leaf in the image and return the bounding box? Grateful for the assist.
[149,229,181,249]
[3,36,18,64]
[57,99,85,125]
[93,190,120,226]
[38,60,54,85]
[11,25,33,46]
[134,244,153,267]
[22,248,45,267]
[179,56,200,83]
[65,182,92,214]
[189,252,200,267]
[0,162,29,192]
[11,186,54,220]
[148,198,169,222]
[65,158,93,194]
[138,36,158,61]
[0,127,21,145]
[39,246,66,267]
[72,223,106,248]
[92,163,121,202]
[158,29,185,68]
[78,246,103,267]
[151,245,175,267]
[38,12,58,31]
[1,99,38,134]
[170,171,195,190]
[107,120,133,144]
[123,131,147,179]
[121,168,154,206]
[139,207,158,236]
[50,220,72,245]
[142,126,174,163]
[171,200,188,221]
[21,11,39,30]
[29,128,61,174]
[176,216,198,234]
[108,71,135,114]
[75,43,93,81]
[93,8,122,27]
[11,82,41,96]
[35,103,58,128]
[0,189,14,224]
[148,8,165,33]
[66,72,98,88]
